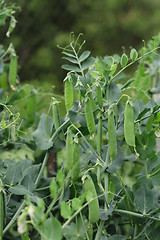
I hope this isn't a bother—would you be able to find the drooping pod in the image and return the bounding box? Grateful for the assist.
[72,140,80,182]
[124,100,135,147]
[52,101,60,130]
[9,54,18,87]
[26,89,36,126]
[85,96,96,137]
[84,176,99,223]
[97,114,102,156]
[64,74,73,112]
[96,84,103,109]
[108,109,117,161]
[64,128,73,172]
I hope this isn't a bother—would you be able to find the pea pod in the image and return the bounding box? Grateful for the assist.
[108,109,117,161]
[0,180,3,240]
[64,75,73,112]
[52,103,60,130]
[64,128,73,172]
[84,176,99,223]
[96,84,103,109]
[88,91,97,111]
[26,89,36,126]
[97,115,102,156]
[9,55,18,87]
[72,142,80,182]
[85,96,96,136]
[124,100,135,147]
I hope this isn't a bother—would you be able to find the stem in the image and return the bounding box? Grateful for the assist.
[70,43,84,77]
[95,220,105,240]
[135,108,160,124]
[49,118,70,142]
[114,209,160,221]
[72,124,104,165]
[111,46,160,82]
[62,193,105,229]
[35,152,48,186]
[3,201,25,235]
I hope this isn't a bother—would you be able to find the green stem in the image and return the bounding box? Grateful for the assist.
[95,220,105,240]
[49,118,70,142]
[35,152,48,186]
[111,46,160,82]
[72,124,104,165]
[114,209,160,221]
[3,201,25,235]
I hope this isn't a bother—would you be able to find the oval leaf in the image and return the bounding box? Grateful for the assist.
[120,53,128,68]
[79,51,90,62]
[130,48,138,62]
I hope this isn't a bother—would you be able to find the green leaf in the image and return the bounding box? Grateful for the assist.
[61,201,72,219]
[33,114,54,150]
[62,64,81,72]
[79,51,91,62]
[49,178,58,199]
[72,198,81,211]
[62,56,78,64]
[130,48,138,62]
[9,185,32,196]
[134,185,154,215]
[120,53,128,68]
[82,57,95,71]
[21,175,36,193]
[40,217,62,240]
[62,51,76,58]
[56,170,64,188]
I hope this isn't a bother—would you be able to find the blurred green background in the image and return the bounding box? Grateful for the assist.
[2,0,160,94]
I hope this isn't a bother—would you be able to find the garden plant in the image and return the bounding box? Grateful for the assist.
[1,2,160,240]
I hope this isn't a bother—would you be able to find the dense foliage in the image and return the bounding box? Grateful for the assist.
[1,2,160,240]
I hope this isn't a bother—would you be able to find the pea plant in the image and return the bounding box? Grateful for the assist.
[1,15,160,239]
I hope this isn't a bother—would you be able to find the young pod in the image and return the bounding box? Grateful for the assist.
[96,84,103,109]
[26,89,36,126]
[108,109,117,161]
[52,103,60,130]
[85,96,96,136]
[124,100,135,147]
[97,115,102,156]
[64,128,73,172]
[9,55,18,87]
[84,176,99,223]
[64,75,73,112]
[72,142,80,182]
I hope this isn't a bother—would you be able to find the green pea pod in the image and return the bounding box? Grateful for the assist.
[88,91,97,111]
[0,73,8,90]
[108,110,117,161]
[85,97,96,136]
[84,176,99,223]
[26,90,36,125]
[124,100,135,147]
[72,142,80,182]
[97,115,102,155]
[0,180,3,240]
[52,103,60,130]
[96,85,103,109]
[64,128,73,172]
[64,76,73,112]
[9,55,18,87]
